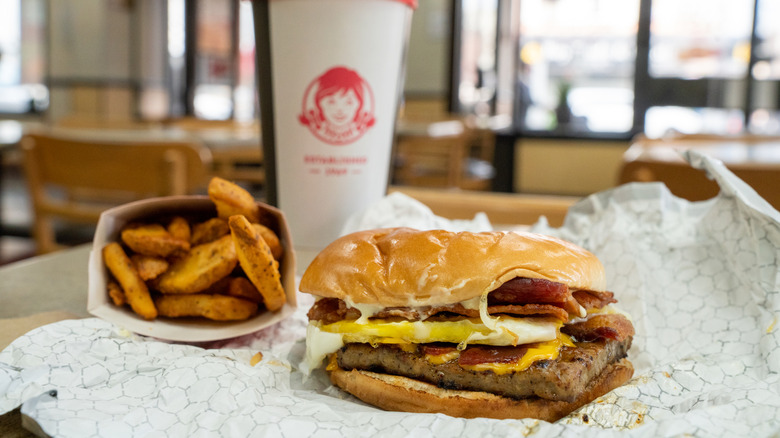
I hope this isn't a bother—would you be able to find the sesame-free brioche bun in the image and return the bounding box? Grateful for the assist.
[300,227,605,307]
[328,358,634,422]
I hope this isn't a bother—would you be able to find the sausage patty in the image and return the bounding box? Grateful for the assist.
[335,338,632,402]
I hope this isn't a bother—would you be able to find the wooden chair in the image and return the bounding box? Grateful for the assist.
[21,130,213,254]
[618,135,780,209]
[393,119,494,191]
[389,186,580,228]
[163,116,259,132]
[208,146,265,186]
[394,127,469,188]
[165,117,264,185]
[53,114,159,131]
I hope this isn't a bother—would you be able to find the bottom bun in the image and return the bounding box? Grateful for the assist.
[329,358,634,422]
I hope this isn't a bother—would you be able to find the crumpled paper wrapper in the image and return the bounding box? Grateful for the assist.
[340,190,494,233]
[2,150,779,437]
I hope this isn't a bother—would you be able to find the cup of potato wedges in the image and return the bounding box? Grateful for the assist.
[87,177,297,342]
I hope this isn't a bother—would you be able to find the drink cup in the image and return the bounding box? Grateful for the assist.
[254,0,416,266]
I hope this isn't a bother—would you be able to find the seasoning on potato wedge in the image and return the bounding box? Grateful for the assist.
[154,294,258,321]
[103,242,157,320]
[229,214,286,311]
[211,276,265,304]
[208,176,261,223]
[107,280,126,307]
[167,216,191,242]
[190,217,230,246]
[102,177,288,323]
[154,234,238,294]
[121,223,190,258]
[131,254,170,281]
[253,223,283,260]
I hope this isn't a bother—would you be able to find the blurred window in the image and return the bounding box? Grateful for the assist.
[456,0,498,117]
[451,0,780,138]
[754,0,780,80]
[748,0,780,134]
[169,0,256,121]
[648,0,754,79]
[234,0,256,122]
[0,0,47,115]
[451,0,639,136]
[168,0,187,116]
[192,0,235,120]
[645,106,746,138]
[516,0,639,135]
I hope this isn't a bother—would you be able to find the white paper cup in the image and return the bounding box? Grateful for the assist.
[259,0,416,263]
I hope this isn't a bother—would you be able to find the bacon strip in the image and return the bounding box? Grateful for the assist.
[488,277,569,305]
[489,277,585,316]
[458,345,530,366]
[419,344,535,366]
[307,298,360,324]
[562,314,634,342]
[307,278,620,324]
[573,290,617,312]
[484,304,568,321]
[308,298,570,323]
[432,303,568,321]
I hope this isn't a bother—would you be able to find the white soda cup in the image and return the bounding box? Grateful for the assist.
[255,0,416,265]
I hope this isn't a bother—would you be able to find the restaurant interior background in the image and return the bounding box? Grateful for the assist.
[1,0,779,263]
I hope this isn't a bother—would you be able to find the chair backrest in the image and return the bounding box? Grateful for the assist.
[21,130,213,254]
[53,115,158,131]
[618,158,722,202]
[388,186,580,228]
[618,136,780,209]
[394,131,470,189]
[163,117,264,185]
[393,118,495,190]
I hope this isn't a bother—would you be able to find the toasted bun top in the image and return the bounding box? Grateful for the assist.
[299,227,606,307]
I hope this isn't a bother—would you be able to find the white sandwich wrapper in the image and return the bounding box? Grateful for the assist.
[3,150,780,437]
[86,195,297,342]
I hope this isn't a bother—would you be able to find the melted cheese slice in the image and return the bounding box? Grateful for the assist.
[304,316,560,373]
[425,350,460,365]
[459,334,575,374]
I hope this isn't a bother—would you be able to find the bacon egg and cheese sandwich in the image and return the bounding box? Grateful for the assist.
[300,227,635,422]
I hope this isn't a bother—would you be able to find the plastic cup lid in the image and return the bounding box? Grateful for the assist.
[394,0,417,8]
[268,0,417,9]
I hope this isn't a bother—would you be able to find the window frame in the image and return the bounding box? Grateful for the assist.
[448,0,779,140]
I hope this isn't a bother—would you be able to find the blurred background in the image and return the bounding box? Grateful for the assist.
[2,0,780,262]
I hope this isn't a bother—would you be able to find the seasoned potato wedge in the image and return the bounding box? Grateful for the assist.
[155,294,258,321]
[121,223,189,258]
[229,215,286,311]
[107,280,127,307]
[130,254,170,281]
[208,177,261,223]
[103,177,289,324]
[252,223,283,260]
[167,216,191,242]
[226,276,264,304]
[155,234,238,294]
[190,217,230,246]
[103,242,157,319]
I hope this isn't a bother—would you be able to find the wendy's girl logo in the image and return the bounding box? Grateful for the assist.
[298,66,376,146]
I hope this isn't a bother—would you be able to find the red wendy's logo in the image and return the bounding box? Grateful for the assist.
[298,66,375,146]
